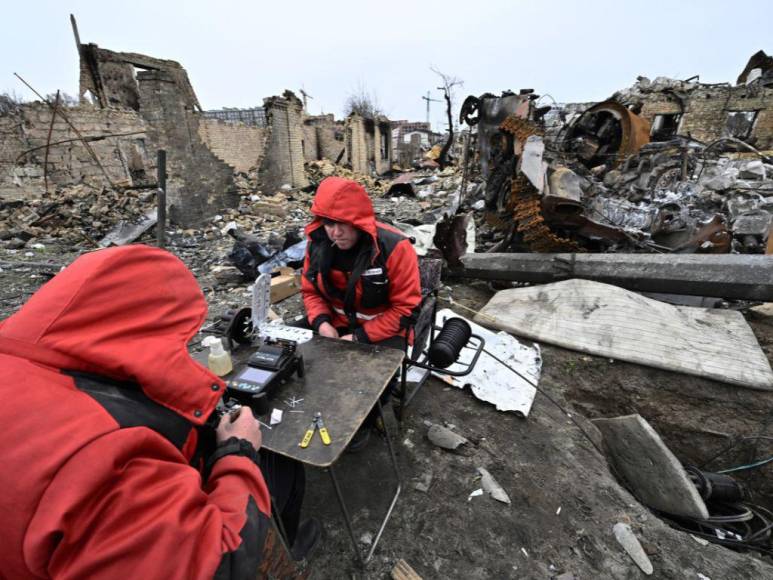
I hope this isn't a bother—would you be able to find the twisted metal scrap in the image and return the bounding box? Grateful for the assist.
[499,115,582,253]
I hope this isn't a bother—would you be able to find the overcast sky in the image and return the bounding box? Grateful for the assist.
[2,0,771,130]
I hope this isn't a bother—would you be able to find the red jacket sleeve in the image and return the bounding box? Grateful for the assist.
[301,248,334,330]
[25,429,271,580]
[358,238,421,343]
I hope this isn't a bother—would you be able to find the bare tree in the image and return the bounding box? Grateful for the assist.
[0,91,25,115]
[344,82,382,119]
[431,67,463,169]
[45,92,79,107]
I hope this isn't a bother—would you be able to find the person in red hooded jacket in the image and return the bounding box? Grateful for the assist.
[0,245,316,579]
[301,177,421,348]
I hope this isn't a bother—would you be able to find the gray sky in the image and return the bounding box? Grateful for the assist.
[3,0,771,131]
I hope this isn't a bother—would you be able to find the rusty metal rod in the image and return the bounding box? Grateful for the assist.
[16,131,146,163]
[43,90,60,195]
[13,72,115,187]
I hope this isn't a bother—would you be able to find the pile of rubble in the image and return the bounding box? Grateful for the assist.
[0,184,157,249]
[305,159,389,195]
[595,139,773,253]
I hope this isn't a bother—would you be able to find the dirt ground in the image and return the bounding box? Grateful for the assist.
[1,246,772,579]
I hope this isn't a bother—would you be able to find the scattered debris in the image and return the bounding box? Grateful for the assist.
[427,423,468,450]
[467,489,484,501]
[477,467,511,505]
[613,522,654,576]
[476,279,773,390]
[99,208,157,247]
[413,469,433,493]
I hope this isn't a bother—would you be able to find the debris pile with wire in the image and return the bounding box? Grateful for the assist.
[662,437,773,556]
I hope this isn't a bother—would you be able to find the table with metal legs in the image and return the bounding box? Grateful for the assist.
[223,336,405,565]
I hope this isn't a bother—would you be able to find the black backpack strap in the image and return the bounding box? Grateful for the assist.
[65,370,194,451]
[343,242,379,332]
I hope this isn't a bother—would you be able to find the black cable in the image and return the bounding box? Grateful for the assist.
[699,436,773,469]
[480,341,773,554]
[481,346,606,458]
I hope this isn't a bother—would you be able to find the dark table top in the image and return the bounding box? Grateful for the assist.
[214,337,404,468]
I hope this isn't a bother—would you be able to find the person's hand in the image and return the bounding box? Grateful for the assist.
[216,406,262,450]
[318,322,339,338]
[340,334,354,341]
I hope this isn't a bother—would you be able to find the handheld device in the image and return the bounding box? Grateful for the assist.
[224,338,305,415]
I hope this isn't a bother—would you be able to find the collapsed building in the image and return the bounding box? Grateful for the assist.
[0,18,394,229]
[391,120,443,167]
[460,51,773,256]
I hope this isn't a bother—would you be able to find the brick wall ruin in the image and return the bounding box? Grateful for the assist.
[302,114,346,164]
[613,68,773,149]
[637,85,773,148]
[198,118,267,173]
[0,103,152,200]
[345,114,369,174]
[136,70,237,226]
[259,91,308,191]
[1,33,324,225]
[343,114,392,175]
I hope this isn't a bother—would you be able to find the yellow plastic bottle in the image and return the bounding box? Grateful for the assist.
[202,337,233,376]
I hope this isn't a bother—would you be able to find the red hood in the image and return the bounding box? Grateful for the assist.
[305,177,378,250]
[0,245,223,425]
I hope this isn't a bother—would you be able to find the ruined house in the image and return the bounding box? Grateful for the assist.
[343,113,393,175]
[391,120,442,167]
[600,51,773,148]
[302,114,345,164]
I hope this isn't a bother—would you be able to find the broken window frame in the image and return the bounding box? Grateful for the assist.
[725,110,759,141]
[650,113,682,142]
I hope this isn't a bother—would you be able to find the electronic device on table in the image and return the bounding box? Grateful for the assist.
[221,273,309,416]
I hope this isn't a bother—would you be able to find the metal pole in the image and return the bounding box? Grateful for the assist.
[43,90,60,196]
[459,131,471,204]
[156,150,166,248]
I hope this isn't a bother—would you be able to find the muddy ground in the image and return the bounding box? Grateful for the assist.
[1,244,772,579]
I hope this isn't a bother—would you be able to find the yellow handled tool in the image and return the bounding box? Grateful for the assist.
[316,413,331,446]
[298,412,332,448]
[299,422,316,448]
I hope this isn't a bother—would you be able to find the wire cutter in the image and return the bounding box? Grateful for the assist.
[299,412,331,448]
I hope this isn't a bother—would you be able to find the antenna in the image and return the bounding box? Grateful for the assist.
[299,87,313,112]
[421,90,442,126]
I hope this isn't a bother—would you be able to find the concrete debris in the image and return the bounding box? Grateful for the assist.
[613,522,654,576]
[427,424,468,450]
[413,469,433,493]
[0,185,157,248]
[459,252,773,301]
[592,414,709,519]
[99,208,157,247]
[476,279,773,390]
[477,467,511,505]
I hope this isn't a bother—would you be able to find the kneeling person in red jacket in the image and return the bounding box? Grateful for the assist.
[0,245,317,579]
[301,177,422,349]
